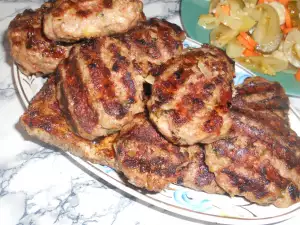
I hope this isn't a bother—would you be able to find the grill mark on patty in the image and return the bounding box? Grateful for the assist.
[170,94,204,125]
[260,162,290,189]
[211,137,255,161]
[115,115,188,191]
[237,79,285,96]
[103,0,113,8]
[212,137,298,194]
[133,31,161,59]
[58,78,74,128]
[89,58,128,119]
[122,120,181,154]
[232,117,300,169]
[125,122,162,144]
[222,168,269,199]
[213,136,299,194]
[231,108,290,137]
[235,80,289,110]
[232,96,289,112]
[63,58,98,133]
[151,48,233,125]
[149,18,185,37]
[116,18,184,61]
[157,21,180,54]
[115,35,132,50]
[203,110,223,133]
[233,109,300,151]
[288,184,300,201]
[233,95,289,111]
[80,42,128,119]
[76,10,92,17]
[51,1,75,17]
[122,72,136,106]
[51,0,106,17]
[149,64,166,77]
[151,67,193,110]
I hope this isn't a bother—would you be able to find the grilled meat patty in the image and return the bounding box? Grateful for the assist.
[147,45,235,145]
[232,76,290,122]
[20,77,117,169]
[113,19,185,77]
[8,3,72,76]
[177,145,224,194]
[43,0,144,42]
[205,77,300,207]
[114,114,189,192]
[57,19,185,140]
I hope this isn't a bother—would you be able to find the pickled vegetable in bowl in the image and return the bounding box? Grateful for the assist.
[198,0,300,81]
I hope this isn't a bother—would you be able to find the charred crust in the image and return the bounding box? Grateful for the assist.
[203,111,223,133]
[76,10,92,17]
[103,0,113,8]
[173,68,183,80]
[63,56,98,133]
[149,64,166,77]
[222,168,269,199]
[288,184,299,201]
[8,4,67,59]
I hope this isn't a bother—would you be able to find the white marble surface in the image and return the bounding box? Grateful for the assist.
[0,1,300,225]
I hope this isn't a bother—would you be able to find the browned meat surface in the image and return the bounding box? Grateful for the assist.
[57,19,185,140]
[114,114,188,192]
[147,45,235,145]
[232,76,290,122]
[177,145,224,194]
[20,77,117,169]
[8,3,72,76]
[43,0,144,42]
[112,19,185,76]
[205,77,300,207]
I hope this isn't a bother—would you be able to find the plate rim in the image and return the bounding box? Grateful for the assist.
[13,37,300,225]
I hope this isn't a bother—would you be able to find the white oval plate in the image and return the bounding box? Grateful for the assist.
[14,38,300,225]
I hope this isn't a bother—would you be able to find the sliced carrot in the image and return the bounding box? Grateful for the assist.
[278,0,289,6]
[243,49,261,57]
[295,69,300,81]
[237,35,255,51]
[221,5,231,16]
[258,0,264,4]
[281,24,286,31]
[285,7,292,28]
[240,32,257,48]
[283,27,293,34]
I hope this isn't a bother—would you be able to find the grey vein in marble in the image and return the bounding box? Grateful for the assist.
[0,147,137,225]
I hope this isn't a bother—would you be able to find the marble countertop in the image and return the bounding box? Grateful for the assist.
[0,1,299,225]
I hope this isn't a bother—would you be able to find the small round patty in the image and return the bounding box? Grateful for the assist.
[147,45,235,145]
[114,114,188,192]
[205,77,300,207]
[8,3,71,76]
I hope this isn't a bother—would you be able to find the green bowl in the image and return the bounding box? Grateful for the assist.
[181,0,300,96]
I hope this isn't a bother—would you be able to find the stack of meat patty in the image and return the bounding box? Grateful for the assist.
[8,0,300,208]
